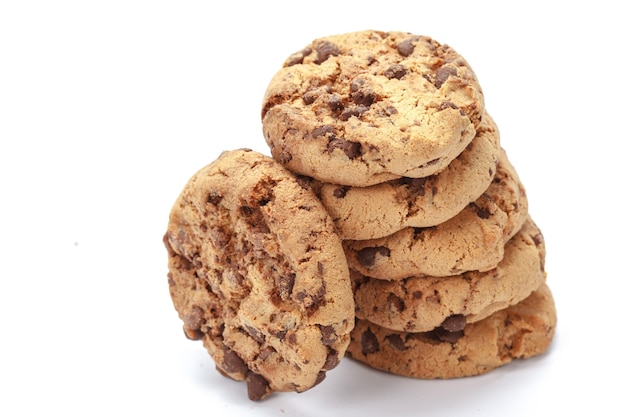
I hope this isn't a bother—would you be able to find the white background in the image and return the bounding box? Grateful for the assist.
[1,1,623,415]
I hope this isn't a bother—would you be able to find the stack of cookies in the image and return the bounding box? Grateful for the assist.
[261,30,556,379]
[164,30,556,401]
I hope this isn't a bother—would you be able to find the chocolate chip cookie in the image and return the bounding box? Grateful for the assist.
[352,218,546,332]
[262,30,485,186]
[344,149,528,279]
[164,149,355,400]
[347,283,556,379]
[314,113,500,240]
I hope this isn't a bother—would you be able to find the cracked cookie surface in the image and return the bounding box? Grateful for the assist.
[347,283,556,379]
[313,113,500,240]
[351,218,546,332]
[164,149,354,400]
[262,30,485,186]
[343,149,528,279]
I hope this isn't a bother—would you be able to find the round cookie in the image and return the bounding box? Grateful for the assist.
[347,283,557,379]
[344,149,528,279]
[314,113,500,240]
[163,149,355,400]
[352,218,546,332]
[262,30,485,186]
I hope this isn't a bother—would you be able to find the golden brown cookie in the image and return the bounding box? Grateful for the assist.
[163,149,355,400]
[262,30,485,186]
[352,218,546,332]
[347,283,557,379]
[344,150,528,279]
[314,113,500,240]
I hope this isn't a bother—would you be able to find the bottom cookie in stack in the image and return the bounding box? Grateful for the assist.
[346,282,556,379]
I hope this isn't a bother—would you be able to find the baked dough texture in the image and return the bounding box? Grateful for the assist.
[343,149,528,279]
[347,283,556,379]
[262,30,485,186]
[314,112,500,240]
[164,149,354,400]
[351,218,546,332]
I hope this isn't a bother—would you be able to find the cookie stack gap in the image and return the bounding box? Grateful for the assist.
[261,30,556,380]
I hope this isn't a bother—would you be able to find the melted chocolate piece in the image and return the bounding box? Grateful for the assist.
[314,41,341,64]
[246,372,271,401]
[441,314,466,332]
[384,64,407,79]
[434,66,458,88]
[357,246,391,267]
[361,328,380,354]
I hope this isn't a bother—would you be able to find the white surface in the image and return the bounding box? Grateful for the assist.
[1,1,623,415]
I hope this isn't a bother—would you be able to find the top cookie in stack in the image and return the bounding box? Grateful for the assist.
[261,30,484,190]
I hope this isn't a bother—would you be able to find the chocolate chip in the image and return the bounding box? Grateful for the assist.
[333,186,349,198]
[401,177,427,196]
[295,284,327,314]
[312,371,327,388]
[384,105,398,115]
[351,88,378,106]
[387,293,406,313]
[432,326,464,344]
[302,91,316,105]
[244,325,265,343]
[206,191,223,206]
[327,94,344,112]
[412,291,423,299]
[302,86,331,105]
[440,314,466,332]
[258,346,276,361]
[532,233,544,246]
[312,125,335,138]
[350,78,379,106]
[412,227,425,240]
[314,41,341,64]
[339,105,368,121]
[295,175,313,190]
[434,66,458,88]
[184,306,204,331]
[285,47,312,66]
[472,203,491,219]
[357,246,390,267]
[246,372,271,401]
[384,64,407,79]
[385,334,408,351]
[323,349,340,370]
[396,37,419,56]
[319,325,338,345]
[239,205,270,232]
[317,262,324,275]
[439,101,466,116]
[361,328,380,354]
[328,137,362,159]
[222,349,248,375]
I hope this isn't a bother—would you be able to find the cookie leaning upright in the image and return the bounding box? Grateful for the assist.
[163,149,354,400]
[261,30,485,187]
